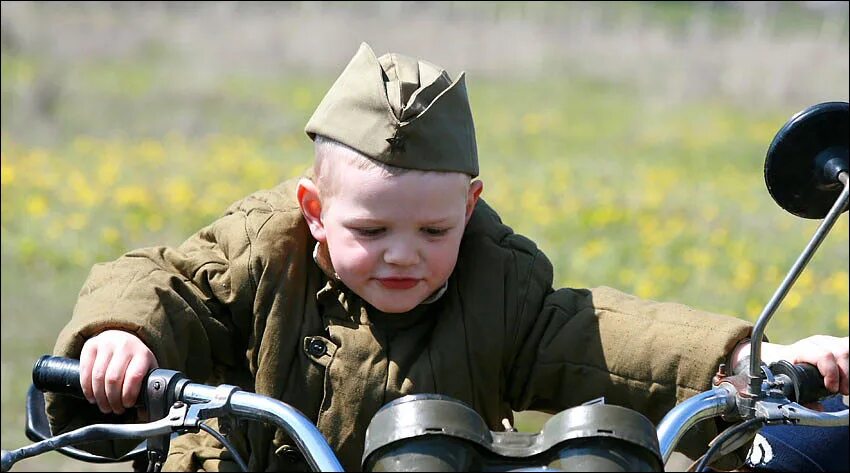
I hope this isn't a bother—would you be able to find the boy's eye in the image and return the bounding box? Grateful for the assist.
[422,227,450,237]
[354,227,385,237]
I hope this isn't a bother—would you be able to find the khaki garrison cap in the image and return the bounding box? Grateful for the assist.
[305,42,479,177]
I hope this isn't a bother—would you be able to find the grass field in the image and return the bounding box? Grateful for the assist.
[2,2,848,470]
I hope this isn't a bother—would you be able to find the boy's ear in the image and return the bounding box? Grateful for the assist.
[465,179,484,223]
[297,178,327,242]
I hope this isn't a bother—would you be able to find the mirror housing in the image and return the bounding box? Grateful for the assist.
[764,101,849,219]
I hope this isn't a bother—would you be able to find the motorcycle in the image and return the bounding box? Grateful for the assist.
[1,101,848,472]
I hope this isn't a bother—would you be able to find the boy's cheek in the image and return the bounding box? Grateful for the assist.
[429,244,462,279]
[331,247,376,276]
[443,237,464,263]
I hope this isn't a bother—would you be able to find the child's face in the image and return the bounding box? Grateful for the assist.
[300,163,482,313]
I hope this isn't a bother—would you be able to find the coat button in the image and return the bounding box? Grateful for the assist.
[307,338,327,357]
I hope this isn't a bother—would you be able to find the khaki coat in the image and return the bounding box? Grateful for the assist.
[47,176,753,471]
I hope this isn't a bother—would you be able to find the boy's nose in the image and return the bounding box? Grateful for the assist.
[383,243,420,266]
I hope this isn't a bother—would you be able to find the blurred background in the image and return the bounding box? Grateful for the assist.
[2,1,848,470]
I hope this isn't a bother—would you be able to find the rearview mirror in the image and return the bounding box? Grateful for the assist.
[764,101,849,219]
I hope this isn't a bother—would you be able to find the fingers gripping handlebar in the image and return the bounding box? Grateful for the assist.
[768,360,832,405]
[14,356,345,472]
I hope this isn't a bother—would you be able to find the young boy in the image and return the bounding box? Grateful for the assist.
[46,43,848,471]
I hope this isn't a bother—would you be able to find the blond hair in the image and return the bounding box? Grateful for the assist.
[312,135,470,198]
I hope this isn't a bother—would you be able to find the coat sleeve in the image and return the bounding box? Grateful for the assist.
[505,247,754,464]
[44,202,265,458]
[51,208,256,376]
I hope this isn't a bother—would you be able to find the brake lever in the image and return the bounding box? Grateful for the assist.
[754,398,850,427]
[1,403,189,473]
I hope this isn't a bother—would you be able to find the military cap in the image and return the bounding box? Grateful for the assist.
[305,42,478,176]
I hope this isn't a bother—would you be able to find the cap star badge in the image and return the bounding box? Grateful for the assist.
[386,132,407,152]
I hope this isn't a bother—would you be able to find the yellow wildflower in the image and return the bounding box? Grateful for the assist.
[70,248,88,267]
[837,312,849,331]
[618,268,636,285]
[115,185,152,207]
[96,159,120,187]
[682,247,713,269]
[580,239,607,260]
[732,260,756,287]
[521,188,552,226]
[69,171,98,207]
[26,196,48,217]
[709,228,728,247]
[635,280,657,299]
[164,178,194,210]
[827,271,848,295]
[101,227,121,246]
[784,291,801,310]
[795,271,813,291]
[746,299,764,320]
[138,140,166,164]
[1,163,14,186]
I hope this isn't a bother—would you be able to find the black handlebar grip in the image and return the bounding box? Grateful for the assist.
[769,360,832,404]
[32,355,85,400]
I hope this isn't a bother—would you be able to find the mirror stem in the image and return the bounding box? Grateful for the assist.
[748,172,849,397]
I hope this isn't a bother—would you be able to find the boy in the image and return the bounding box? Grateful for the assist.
[47,43,848,471]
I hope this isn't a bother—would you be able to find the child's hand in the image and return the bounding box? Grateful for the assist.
[733,335,849,395]
[79,330,158,415]
[780,335,850,395]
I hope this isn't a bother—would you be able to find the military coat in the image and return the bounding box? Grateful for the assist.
[47,176,753,471]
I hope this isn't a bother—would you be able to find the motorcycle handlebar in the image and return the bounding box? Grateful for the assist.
[30,355,837,411]
[26,355,847,472]
[768,360,832,404]
[32,356,87,401]
[30,355,344,472]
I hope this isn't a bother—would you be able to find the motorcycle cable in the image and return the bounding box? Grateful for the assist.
[695,418,765,472]
[198,421,249,472]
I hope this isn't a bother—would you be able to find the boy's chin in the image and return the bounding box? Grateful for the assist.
[370,301,420,314]
[363,294,423,314]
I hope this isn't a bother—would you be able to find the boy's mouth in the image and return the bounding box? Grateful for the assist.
[377,278,419,290]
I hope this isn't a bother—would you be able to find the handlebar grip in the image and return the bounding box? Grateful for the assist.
[769,360,832,404]
[32,355,85,400]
